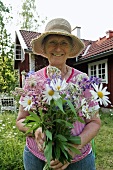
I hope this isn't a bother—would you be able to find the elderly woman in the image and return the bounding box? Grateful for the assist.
[16,18,101,170]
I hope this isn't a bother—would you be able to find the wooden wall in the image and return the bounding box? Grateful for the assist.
[108,55,113,105]
[19,53,29,87]
[35,55,49,71]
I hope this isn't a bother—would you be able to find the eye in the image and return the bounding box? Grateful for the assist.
[60,41,68,46]
[49,41,57,46]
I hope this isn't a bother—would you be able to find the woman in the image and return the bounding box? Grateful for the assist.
[16,18,101,170]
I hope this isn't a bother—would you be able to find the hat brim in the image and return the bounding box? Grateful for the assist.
[31,30,85,58]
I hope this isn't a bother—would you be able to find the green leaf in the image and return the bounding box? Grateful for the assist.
[55,119,73,128]
[29,111,41,122]
[25,123,39,135]
[54,144,60,160]
[58,141,72,163]
[45,130,52,141]
[23,115,36,122]
[56,134,67,142]
[54,98,65,113]
[24,121,37,127]
[60,146,68,160]
[43,163,50,170]
[44,141,52,166]
[38,108,44,120]
[77,117,85,123]
[25,127,33,134]
[68,136,81,145]
[67,143,81,154]
[66,100,77,116]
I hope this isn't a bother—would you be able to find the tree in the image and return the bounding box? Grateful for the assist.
[0,1,18,94]
[19,0,47,31]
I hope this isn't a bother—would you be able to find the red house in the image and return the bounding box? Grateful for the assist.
[14,29,113,107]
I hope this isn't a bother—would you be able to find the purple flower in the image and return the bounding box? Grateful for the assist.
[26,71,35,77]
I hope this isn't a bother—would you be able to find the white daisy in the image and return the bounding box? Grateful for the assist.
[43,84,61,104]
[90,83,111,107]
[19,96,34,111]
[50,78,68,91]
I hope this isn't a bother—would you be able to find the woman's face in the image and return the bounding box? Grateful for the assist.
[43,35,72,66]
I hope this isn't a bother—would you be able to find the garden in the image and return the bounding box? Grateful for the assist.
[0,110,113,170]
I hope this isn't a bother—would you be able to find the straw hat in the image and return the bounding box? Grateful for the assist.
[31,18,85,58]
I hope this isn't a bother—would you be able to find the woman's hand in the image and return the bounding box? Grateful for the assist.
[50,159,70,170]
[35,127,45,152]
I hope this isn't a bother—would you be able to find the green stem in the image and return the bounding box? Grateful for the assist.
[43,163,52,170]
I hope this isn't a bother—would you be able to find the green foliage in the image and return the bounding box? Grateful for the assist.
[0,112,25,170]
[95,111,113,170]
[0,1,9,13]
[0,0,18,93]
[23,97,81,168]
[19,0,47,31]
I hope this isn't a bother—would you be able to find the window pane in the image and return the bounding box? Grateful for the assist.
[102,69,105,74]
[98,74,102,78]
[91,66,93,70]
[102,63,105,68]
[99,69,101,74]
[91,71,93,75]
[94,70,96,77]
[98,64,101,69]
[102,74,105,79]
[94,65,96,70]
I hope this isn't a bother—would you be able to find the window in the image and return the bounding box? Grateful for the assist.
[88,59,108,83]
[14,44,24,61]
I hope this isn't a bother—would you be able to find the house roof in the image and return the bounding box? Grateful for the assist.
[81,33,113,60]
[19,30,41,50]
[16,29,113,60]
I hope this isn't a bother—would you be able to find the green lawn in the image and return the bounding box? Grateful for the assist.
[95,112,113,170]
[0,111,113,170]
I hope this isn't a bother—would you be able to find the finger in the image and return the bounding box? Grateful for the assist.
[50,161,69,170]
[60,162,70,170]
[35,128,45,141]
[50,159,59,166]
[41,132,45,140]
[50,161,63,169]
[38,143,44,152]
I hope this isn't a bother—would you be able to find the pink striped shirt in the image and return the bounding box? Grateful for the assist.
[25,67,98,162]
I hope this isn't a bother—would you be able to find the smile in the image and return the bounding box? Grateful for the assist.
[52,53,64,57]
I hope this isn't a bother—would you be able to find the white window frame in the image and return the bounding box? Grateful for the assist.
[88,59,108,84]
[14,44,24,61]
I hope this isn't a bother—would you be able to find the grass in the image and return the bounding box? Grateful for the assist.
[95,111,113,170]
[0,112,25,170]
[0,111,113,170]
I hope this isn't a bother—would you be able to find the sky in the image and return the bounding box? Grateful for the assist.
[3,0,113,41]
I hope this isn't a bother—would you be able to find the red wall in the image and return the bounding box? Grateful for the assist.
[19,53,29,87]
[108,55,113,105]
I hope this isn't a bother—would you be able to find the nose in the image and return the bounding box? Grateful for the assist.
[55,43,62,52]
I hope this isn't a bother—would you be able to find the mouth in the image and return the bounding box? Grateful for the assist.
[52,53,64,57]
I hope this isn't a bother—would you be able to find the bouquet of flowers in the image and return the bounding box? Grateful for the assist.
[14,66,111,169]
